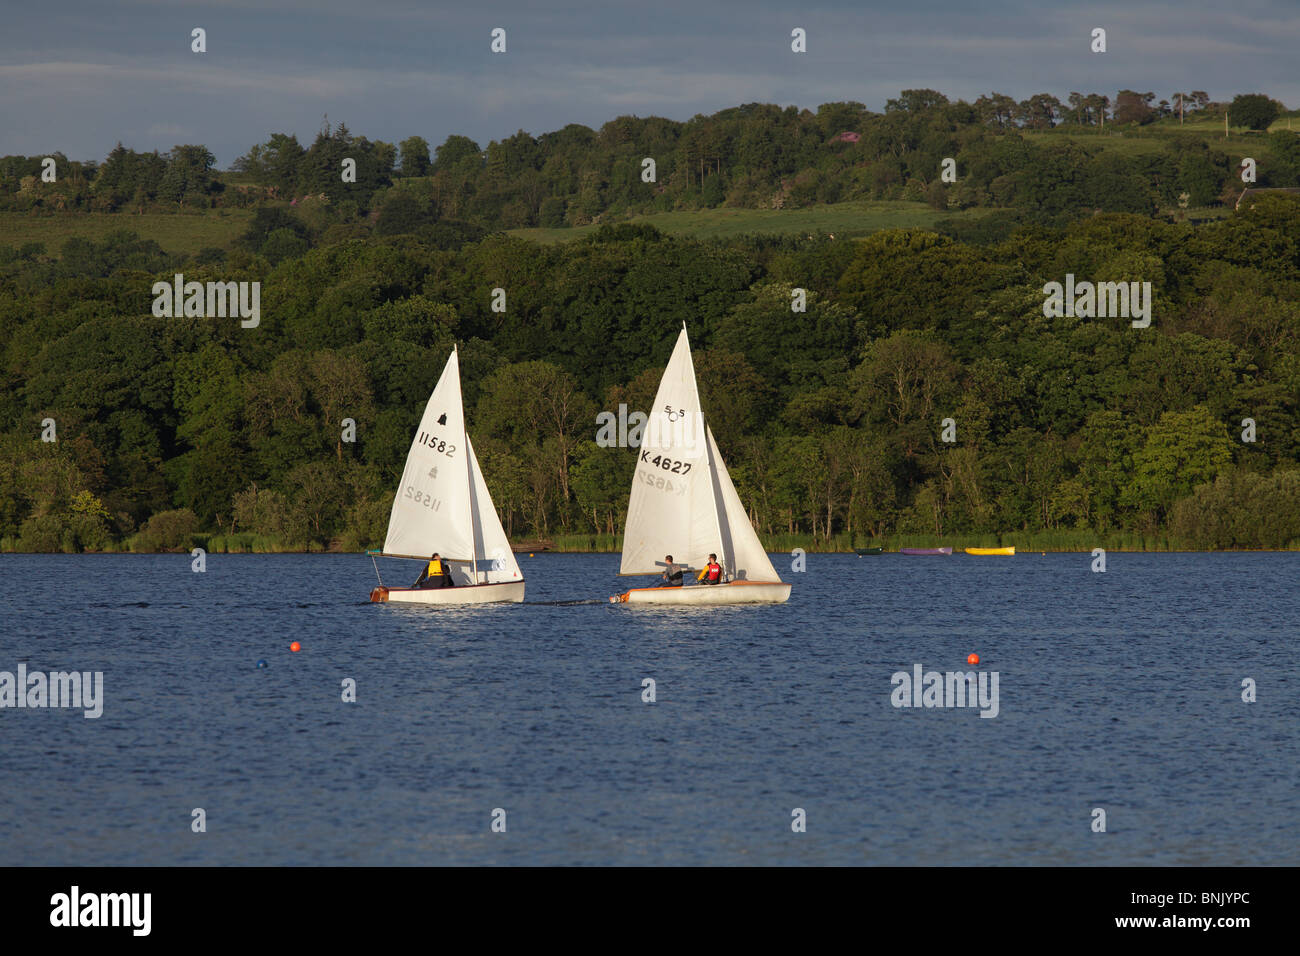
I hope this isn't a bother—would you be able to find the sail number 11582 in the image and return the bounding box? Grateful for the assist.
[417,432,457,457]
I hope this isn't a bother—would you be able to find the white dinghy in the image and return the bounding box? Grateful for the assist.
[610,326,791,606]
[368,346,525,605]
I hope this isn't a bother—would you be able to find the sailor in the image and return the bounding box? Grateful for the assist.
[414,553,454,589]
[697,553,723,585]
[659,555,684,587]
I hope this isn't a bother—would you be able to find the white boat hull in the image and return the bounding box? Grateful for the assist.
[611,580,791,605]
[370,581,525,605]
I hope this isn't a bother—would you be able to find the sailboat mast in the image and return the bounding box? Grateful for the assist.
[458,346,480,584]
[704,416,724,552]
[682,321,729,576]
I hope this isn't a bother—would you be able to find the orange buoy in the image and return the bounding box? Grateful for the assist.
[967,653,980,666]
[290,641,301,652]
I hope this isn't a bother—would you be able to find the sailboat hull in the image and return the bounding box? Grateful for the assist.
[371,581,526,605]
[611,580,791,605]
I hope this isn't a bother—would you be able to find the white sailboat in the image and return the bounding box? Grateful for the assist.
[368,346,525,605]
[610,326,791,606]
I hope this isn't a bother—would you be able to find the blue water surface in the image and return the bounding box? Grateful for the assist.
[0,551,1294,865]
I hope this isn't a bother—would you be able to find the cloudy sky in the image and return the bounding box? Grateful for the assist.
[3,0,1297,166]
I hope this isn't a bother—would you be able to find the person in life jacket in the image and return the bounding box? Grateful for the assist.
[696,554,723,585]
[414,553,455,589]
[659,555,684,587]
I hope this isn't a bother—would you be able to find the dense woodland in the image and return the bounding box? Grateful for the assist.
[3,90,1300,552]
[3,90,1298,230]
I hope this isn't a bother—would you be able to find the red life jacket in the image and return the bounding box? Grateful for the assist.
[706,562,721,582]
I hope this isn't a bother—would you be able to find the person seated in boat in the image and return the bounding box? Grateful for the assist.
[696,554,723,585]
[414,553,455,589]
[659,555,684,587]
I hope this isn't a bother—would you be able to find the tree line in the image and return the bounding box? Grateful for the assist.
[2,190,1299,552]
[3,91,1296,231]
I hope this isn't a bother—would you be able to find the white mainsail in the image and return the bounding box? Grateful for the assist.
[382,348,521,585]
[619,326,781,583]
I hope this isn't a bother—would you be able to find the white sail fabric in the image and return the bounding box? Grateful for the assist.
[465,435,523,584]
[619,328,718,574]
[382,349,476,563]
[706,425,781,582]
[619,326,782,584]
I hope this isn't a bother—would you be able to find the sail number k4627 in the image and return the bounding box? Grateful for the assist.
[417,432,457,457]
[639,451,692,474]
[637,470,687,496]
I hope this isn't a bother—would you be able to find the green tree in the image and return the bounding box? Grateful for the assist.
[233,133,305,194]
[539,196,566,227]
[885,89,949,113]
[474,361,595,532]
[398,136,432,177]
[1127,406,1234,521]
[1228,94,1281,131]
[157,145,218,205]
[374,192,434,235]
[433,135,483,171]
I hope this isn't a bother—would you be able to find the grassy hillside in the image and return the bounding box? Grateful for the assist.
[1023,111,1295,159]
[0,208,255,256]
[1,202,1003,255]
[509,201,1004,243]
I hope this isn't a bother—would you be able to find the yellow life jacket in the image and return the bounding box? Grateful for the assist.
[427,559,442,576]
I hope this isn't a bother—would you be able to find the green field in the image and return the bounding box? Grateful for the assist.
[2,202,1000,255]
[508,201,1003,243]
[1022,111,1298,162]
[0,209,255,256]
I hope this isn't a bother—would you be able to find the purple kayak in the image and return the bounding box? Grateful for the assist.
[900,547,953,555]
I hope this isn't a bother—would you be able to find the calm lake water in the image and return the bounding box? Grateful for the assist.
[0,551,1295,866]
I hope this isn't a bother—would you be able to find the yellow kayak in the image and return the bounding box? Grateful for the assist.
[965,546,1015,556]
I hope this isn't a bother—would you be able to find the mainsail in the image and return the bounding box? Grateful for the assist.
[619,327,781,583]
[382,348,522,584]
